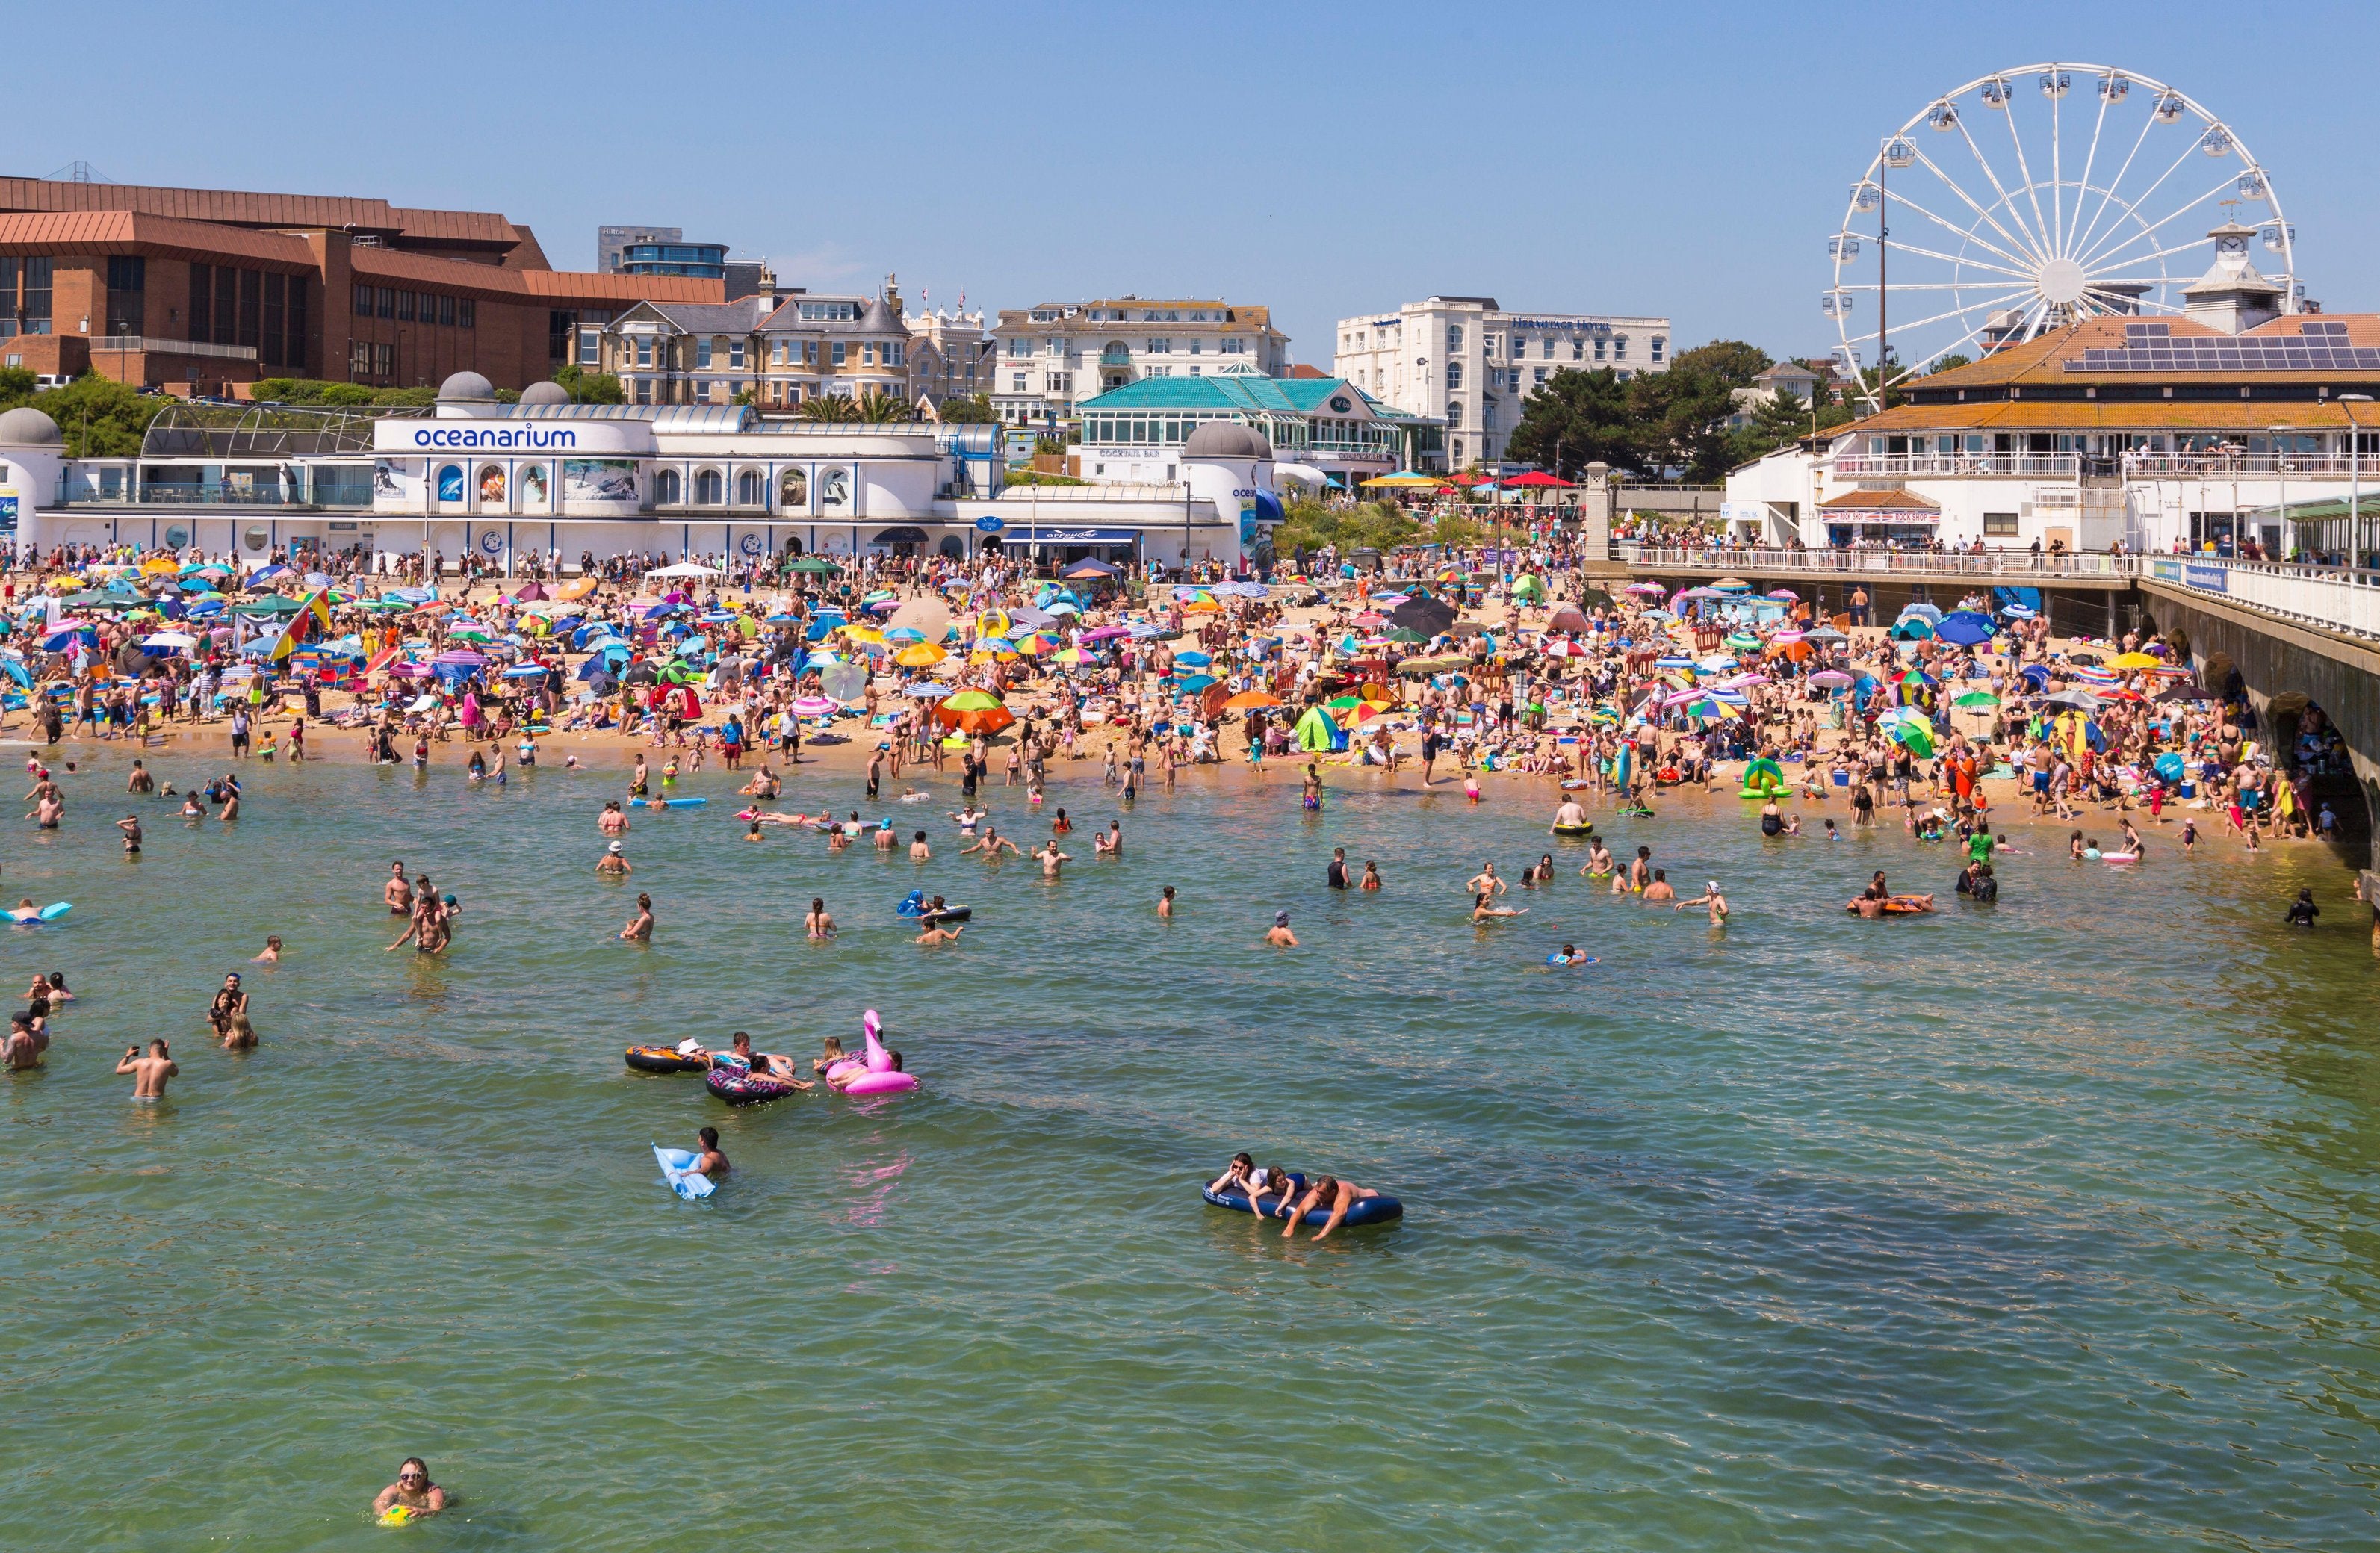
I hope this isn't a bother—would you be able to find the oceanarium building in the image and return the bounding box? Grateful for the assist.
[0,371,1291,569]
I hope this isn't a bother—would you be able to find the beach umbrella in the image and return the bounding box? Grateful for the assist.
[935,690,1014,736]
[821,663,869,701]
[893,642,948,668]
[1176,674,1218,694]
[1710,577,1751,592]
[1622,581,1667,595]
[1546,604,1591,633]
[2038,688,2103,711]
[1389,595,1456,636]
[2107,651,2162,669]
[139,631,198,651]
[1935,611,1995,646]
[1766,589,1800,602]
[788,557,840,574]
[790,695,843,717]
[1221,691,1283,710]
[1885,719,1936,757]
[1953,691,2001,708]
[1724,632,1761,651]
[1897,602,1944,625]
[1809,669,1854,689]
[2154,684,2219,704]
[1802,627,1849,645]
[1173,650,1212,667]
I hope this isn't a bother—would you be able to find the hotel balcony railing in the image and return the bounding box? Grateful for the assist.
[1097,350,1134,366]
[2122,454,2365,478]
[1630,545,2132,578]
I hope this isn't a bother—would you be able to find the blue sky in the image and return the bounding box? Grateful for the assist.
[10,1,2379,367]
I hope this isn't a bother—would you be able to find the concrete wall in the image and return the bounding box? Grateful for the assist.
[2141,581,2380,876]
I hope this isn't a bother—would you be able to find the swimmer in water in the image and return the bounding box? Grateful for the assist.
[1581,838,1615,878]
[915,921,966,946]
[1522,853,1555,886]
[811,1035,849,1073]
[598,801,630,835]
[805,898,835,940]
[1094,822,1122,857]
[620,893,655,941]
[964,826,1020,861]
[117,1038,178,1099]
[1552,797,1591,832]
[910,829,931,863]
[374,1458,447,1520]
[692,1126,729,1178]
[1673,879,1729,926]
[597,840,630,875]
[1472,891,1525,921]
[253,935,282,964]
[1034,840,1072,879]
[1641,869,1676,903]
[1464,862,1507,898]
[1360,861,1383,891]
[385,862,412,914]
[1265,911,1298,947]
[1278,1174,1381,1242]
[1550,943,1586,966]
[1158,885,1176,919]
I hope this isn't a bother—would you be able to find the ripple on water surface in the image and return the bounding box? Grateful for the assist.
[1,757,2377,1551]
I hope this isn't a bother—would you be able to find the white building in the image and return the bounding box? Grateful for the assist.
[1723,226,2380,562]
[1332,295,1671,468]
[988,297,1291,430]
[0,371,1293,570]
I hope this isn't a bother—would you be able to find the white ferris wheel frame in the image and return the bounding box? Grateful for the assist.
[1828,62,2293,415]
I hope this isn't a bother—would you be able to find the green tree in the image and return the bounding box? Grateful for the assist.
[936,394,996,424]
[798,393,861,424]
[554,362,625,405]
[855,388,912,423]
[1504,367,1641,476]
[1667,339,1770,387]
[0,365,37,404]
[35,375,170,456]
[1924,353,1973,376]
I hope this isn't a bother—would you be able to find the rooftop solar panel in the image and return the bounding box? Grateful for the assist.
[2065,339,2380,371]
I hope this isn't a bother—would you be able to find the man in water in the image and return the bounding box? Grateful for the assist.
[1551,797,1590,832]
[692,1126,730,1179]
[1326,847,1349,890]
[384,862,412,915]
[3,1011,46,1070]
[1034,840,1072,879]
[1265,911,1298,947]
[1642,869,1676,903]
[2286,888,2319,928]
[116,1038,178,1098]
[916,921,965,946]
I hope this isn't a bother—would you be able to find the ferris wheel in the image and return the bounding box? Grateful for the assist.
[1826,63,2295,413]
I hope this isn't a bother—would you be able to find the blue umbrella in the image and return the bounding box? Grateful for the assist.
[1174,650,1212,667]
[1935,611,1995,646]
[1177,674,1218,694]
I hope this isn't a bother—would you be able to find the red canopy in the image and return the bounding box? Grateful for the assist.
[1504,471,1574,489]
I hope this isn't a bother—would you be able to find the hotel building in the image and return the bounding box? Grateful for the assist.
[1333,295,1671,468]
[988,298,1291,429]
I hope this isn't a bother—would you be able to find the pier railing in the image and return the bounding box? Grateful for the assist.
[1626,546,2380,642]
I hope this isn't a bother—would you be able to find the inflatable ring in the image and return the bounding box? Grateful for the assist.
[1546,953,1600,966]
[706,1066,800,1106]
[1202,1174,1403,1227]
[625,1045,705,1074]
[1551,823,1595,837]
[1845,895,1934,915]
[842,1071,917,1097]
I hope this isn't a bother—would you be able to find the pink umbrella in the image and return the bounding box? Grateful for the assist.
[384,662,430,679]
[1078,625,1131,643]
[791,695,840,716]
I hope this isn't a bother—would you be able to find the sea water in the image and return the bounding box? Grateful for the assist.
[2,756,2376,1550]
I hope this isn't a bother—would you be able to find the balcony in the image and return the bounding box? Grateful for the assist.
[1097,350,1133,367]
[1831,453,2078,479]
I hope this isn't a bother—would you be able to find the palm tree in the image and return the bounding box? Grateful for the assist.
[855,389,913,423]
[797,393,861,424]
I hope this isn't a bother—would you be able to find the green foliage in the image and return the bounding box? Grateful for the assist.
[1667,339,1771,386]
[936,394,996,424]
[855,389,913,423]
[1509,338,1788,481]
[1032,434,1065,456]
[34,375,170,456]
[799,394,862,423]
[0,365,37,403]
[554,363,626,405]
[1926,353,1974,375]
[1001,468,1089,486]
[250,377,438,409]
[1268,499,1419,559]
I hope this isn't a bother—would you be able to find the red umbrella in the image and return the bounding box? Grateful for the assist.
[1504,471,1574,488]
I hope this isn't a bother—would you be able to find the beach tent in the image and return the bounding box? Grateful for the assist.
[1293,705,1345,752]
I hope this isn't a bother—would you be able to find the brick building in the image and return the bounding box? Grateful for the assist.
[0,177,722,394]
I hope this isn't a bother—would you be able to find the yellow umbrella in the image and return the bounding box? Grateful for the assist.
[839,624,887,646]
[894,642,948,668]
[1360,473,1442,488]
[140,557,181,575]
[2107,651,2161,670]
[968,648,1016,664]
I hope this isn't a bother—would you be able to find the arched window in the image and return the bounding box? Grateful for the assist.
[736,468,764,506]
[780,468,808,507]
[654,468,682,504]
[695,468,723,504]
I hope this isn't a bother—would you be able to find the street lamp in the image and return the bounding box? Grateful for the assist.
[2340,394,2372,567]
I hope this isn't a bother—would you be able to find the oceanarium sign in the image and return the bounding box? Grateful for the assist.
[373,418,654,456]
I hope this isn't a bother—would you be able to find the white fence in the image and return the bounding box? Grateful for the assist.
[1626,546,2380,642]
